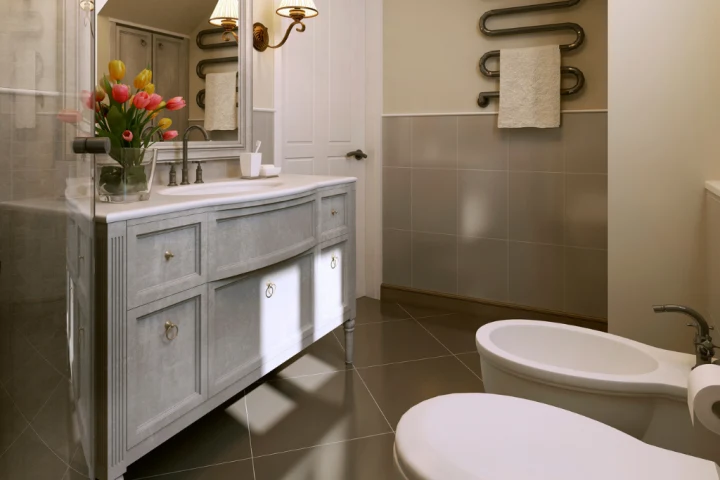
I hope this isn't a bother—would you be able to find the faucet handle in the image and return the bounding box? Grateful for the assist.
[194,161,204,184]
[168,163,178,187]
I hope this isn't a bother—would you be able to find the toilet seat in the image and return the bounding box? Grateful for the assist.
[395,394,720,480]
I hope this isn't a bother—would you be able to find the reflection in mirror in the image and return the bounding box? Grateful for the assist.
[96,0,241,144]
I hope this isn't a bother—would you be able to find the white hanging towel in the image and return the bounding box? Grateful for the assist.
[14,49,36,129]
[498,45,561,129]
[204,72,238,131]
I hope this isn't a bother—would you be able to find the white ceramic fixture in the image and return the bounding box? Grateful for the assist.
[158,180,282,196]
[394,394,720,480]
[476,320,720,463]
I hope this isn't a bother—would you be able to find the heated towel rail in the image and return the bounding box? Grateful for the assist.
[477,0,586,108]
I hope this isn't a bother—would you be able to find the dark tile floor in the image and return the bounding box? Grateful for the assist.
[125,298,488,480]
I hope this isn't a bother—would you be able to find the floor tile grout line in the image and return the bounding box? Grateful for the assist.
[14,323,71,382]
[351,367,395,434]
[354,353,456,371]
[331,329,345,351]
[244,392,257,480]
[130,459,253,480]
[398,304,485,383]
[253,432,395,460]
[133,432,397,479]
[0,377,89,477]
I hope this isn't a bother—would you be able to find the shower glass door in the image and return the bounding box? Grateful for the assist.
[0,0,97,478]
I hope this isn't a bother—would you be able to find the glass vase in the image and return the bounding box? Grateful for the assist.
[96,148,157,203]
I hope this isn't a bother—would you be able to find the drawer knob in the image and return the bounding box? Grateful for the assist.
[165,251,175,261]
[266,282,276,298]
[331,255,338,269]
[331,209,338,216]
[165,321,179,341]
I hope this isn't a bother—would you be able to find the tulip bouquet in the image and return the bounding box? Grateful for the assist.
[91,60,186,201]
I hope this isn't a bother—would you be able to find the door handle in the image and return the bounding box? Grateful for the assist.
[346,149,368,161]
[72,137,111,155]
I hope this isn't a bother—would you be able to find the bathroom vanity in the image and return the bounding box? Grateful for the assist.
[68,175,356,480]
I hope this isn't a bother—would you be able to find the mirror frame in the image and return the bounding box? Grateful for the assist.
[94,0,253,163]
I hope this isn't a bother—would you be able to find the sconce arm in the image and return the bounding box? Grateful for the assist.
[253,20,306,52]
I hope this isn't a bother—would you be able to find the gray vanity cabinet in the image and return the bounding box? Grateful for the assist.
[89,182,356,480]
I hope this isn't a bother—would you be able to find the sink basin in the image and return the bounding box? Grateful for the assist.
[159,180,282,196]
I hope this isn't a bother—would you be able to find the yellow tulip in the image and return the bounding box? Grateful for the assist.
[133,69,152,90]
[144,83,155,95]
[108,60,126,81]
[158,118,172,130]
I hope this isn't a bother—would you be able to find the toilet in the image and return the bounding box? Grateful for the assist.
[394,393,720,480]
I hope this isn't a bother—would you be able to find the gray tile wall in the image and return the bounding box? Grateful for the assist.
[382,112,608,319]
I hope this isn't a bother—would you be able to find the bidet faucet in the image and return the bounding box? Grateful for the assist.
[181,126,210,185]
[653,305,717,368]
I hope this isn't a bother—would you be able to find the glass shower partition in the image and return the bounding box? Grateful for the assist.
[0,0,97,478]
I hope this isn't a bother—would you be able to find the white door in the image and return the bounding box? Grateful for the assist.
[279,0,368,297]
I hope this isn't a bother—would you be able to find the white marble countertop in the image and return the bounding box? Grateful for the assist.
[96,174,356,223]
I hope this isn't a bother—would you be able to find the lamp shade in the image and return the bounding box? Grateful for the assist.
[276,0,318,18]
[209,0,239,27]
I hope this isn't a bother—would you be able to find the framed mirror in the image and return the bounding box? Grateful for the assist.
[95,0,252,162]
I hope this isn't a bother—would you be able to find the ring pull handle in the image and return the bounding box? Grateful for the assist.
[266,282,276,298]
[141,39,147,47]
[331,209,338,216]
[164,321,179,341]
[165,251,175,261]
[331,256,338,269]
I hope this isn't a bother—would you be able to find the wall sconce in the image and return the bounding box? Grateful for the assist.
[253,0,318,52]
[209,0,240,42]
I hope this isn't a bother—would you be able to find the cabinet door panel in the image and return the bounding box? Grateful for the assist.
[208,251,314,396]
[126,286,207,448]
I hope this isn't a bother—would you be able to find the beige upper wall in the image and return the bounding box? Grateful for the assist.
[608,0,720,352]
[384,0,607,114]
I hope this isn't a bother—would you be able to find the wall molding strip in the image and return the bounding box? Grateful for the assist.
[253,108,276,113]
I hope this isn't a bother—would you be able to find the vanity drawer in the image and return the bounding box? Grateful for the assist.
[208,196,316,281]
[315,236,351,324]
[126,285,207,448]
[208,250,315,396]
[320,192,349,240]
[127,213,207,309]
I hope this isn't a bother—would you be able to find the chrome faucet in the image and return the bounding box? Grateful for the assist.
[181,126,210,185]
[653,305,717,368]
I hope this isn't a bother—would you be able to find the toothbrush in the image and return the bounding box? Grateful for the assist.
[254,141,262,153]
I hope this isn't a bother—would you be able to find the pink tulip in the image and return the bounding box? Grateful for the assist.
[112,84,130,103]
[133,91,150,109]
[145,93,163,111]
[162,130,178,141]
[81,90,94,110]
[122,130,133,142]
[165,97,186,111]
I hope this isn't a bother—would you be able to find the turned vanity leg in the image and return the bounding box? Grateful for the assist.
[344,318,356,365]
